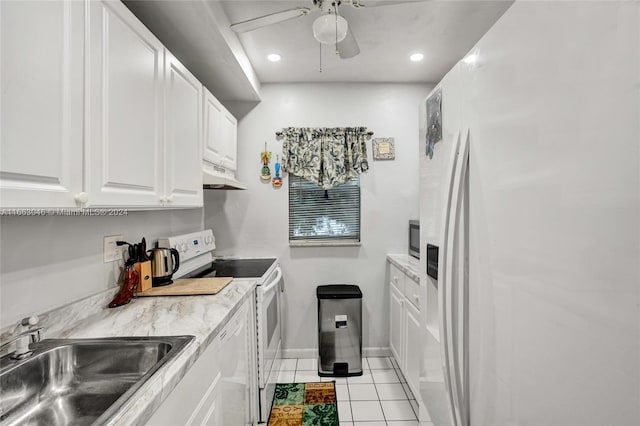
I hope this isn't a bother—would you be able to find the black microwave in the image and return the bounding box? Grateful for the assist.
[409,220,419,259]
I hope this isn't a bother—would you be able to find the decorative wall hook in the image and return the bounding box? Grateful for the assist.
[261,142,272,180]
[272,155,283,188]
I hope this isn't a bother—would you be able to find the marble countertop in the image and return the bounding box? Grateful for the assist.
[387,254,421,283]
[20,279,257,426]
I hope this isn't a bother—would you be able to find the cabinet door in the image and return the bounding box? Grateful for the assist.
[390,282,405,369]
[404,276,420,310]
[86,0,164,208]
[0,1,84,208]
[245,293,259,426]
[147,299,255,426]
[404,300,421,399]
[220,110,237,172]
[390,263,406,295]
[208,298,257,426]
[213,303,251,425]
[164,51,203,207]
[203,90,224,166]
[146,336,221,425]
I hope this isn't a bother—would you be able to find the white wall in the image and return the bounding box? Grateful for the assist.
[0,209,203,326]
[204,83,432,354]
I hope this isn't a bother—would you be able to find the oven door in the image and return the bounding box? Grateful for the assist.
[256,266,282,389]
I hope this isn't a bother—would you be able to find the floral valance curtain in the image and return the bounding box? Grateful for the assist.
[278,127,371,190]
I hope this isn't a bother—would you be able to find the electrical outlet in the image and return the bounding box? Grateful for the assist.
[104,235,124,263]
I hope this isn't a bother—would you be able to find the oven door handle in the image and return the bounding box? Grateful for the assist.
[262,267,282,293]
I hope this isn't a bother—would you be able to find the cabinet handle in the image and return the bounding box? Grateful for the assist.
[413,294,420,305]
[74,192,89,204]
[166,195,174,203]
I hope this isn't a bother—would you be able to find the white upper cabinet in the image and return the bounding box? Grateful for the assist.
[0,1,84,208]
[203,91,224,166]
[86,0,164,208]
[1,0,209,210]
[220,110,237,172]
[164,51,203,207]
[203,88,237,173]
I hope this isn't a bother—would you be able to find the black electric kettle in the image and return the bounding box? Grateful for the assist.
[147,247,180,287]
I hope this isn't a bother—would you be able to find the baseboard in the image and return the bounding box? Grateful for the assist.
[281,347,391,359]
[281,348,316,359]
[363,347,392,357]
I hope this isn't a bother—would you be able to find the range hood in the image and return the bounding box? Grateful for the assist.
[203,170,247,190]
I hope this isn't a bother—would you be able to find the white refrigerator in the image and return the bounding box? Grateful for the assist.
[418,2,639,425]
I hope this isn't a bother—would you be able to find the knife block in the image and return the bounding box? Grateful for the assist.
[134,261,152,293]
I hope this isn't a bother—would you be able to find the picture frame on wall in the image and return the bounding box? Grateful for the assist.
[426,87,442,159]
[373,138,395,160]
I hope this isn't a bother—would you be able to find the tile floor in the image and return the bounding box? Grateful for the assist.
[276,357,419,426]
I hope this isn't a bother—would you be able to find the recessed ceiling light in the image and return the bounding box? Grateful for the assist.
[267,54,281,62]
[409,53,424,62]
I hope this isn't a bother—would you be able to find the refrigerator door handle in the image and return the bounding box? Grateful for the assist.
[446,128,470,426]
[438,130,461,426]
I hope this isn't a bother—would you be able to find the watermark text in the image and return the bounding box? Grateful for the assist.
[0,209,129,217]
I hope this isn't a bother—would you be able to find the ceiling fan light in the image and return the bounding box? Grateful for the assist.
[313,14,348,45]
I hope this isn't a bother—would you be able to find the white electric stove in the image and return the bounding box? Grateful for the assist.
[159,230,283,425]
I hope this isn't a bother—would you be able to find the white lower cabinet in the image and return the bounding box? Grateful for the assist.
[147,296,257,425]
[404,300,421,397]
[388,260,421,399]
[389,282,405,366]
[213,301,253,426]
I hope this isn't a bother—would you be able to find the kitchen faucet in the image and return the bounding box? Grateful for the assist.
[0,316,43,360]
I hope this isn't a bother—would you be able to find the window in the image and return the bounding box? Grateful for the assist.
[288,175,361,246]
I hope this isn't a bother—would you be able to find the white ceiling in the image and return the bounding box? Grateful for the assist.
[125,0,512,108]
[219,0,513,83]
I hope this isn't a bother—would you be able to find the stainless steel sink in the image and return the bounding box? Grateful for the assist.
[0,336,194,425]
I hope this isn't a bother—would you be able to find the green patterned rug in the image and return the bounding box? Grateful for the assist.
[268,382,338,426]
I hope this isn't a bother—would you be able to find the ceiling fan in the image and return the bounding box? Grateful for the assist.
[230,0,423,59]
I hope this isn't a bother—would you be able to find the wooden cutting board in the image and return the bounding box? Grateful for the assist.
[136,277,233,297]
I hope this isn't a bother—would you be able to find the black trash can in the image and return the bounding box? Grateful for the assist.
[316,284,363,377]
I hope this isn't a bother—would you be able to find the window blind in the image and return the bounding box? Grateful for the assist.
[288,175,361,243]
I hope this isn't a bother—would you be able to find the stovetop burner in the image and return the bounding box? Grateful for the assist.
[188,258,277,279]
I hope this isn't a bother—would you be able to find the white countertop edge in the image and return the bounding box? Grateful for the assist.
[386,253,421,283]
[54,279,257,425]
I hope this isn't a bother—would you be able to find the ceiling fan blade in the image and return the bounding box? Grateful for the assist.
[348,0,427,7]
[337,28,360,59]
[230,7,311,33]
